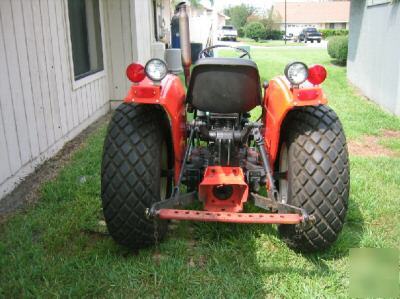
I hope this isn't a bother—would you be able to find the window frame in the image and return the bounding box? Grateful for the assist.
[64,0,107,90]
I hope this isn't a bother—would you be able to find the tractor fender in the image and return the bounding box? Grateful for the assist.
[263,76,327,165]
[124,75,187,183]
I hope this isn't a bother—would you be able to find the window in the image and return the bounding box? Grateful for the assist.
[68,0,104,80]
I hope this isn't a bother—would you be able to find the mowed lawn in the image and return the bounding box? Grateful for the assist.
[1,48,400,298]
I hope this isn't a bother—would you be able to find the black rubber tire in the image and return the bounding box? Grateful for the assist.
[278,105,350,252]
[101,103,171,249]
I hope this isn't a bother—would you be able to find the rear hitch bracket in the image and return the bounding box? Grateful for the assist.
[251,192,316,227]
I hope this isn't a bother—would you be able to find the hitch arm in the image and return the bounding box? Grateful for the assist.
[146,192,197,218]
[251,193,315,225]
[252,126,279,201]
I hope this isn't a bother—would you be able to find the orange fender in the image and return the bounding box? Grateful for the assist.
[124,75,187,183]
[263,76,327,165]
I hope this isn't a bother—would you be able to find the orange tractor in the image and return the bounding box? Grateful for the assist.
[101,4,349,252]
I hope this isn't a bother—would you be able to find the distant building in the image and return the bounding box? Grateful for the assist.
[348,1,400,115]
[273,1,350,35]
[184,3,229,46]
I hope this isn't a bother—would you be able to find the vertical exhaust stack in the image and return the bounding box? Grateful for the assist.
[178,3,192,86]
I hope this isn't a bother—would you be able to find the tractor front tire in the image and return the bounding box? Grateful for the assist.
[278,105,349,252]
[101,103,171,249]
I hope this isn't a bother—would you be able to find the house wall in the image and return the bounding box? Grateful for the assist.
[216,14,227,29]
[0,0,159,200]
[347,1,400,115]
[104,0,158,102]
[104,0,152,100]
[0,0,110,199]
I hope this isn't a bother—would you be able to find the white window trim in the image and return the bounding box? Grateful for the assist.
[63,0,107,90]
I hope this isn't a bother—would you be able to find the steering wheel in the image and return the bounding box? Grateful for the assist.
[198,45,251,60]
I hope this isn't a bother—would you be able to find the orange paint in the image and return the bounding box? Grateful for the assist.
[157,209,303,224]
[199,166,249,212]
[263,76,327,164]
[124,75,187,182]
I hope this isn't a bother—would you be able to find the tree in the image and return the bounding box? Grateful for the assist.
[244,22,266,42]
[262,7,282,32]
[224,4,256,31]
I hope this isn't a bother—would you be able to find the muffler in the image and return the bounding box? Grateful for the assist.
[178,3,192,86]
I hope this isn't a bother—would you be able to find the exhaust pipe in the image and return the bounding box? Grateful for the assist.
[178,3,192,86]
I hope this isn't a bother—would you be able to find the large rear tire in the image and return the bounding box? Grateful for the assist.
[278,105,349,252]
[101,103,172,249]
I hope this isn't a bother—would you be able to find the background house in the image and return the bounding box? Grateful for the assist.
[273,1,350,35]
[0,0,171,200]
[347,0,400,115]
[216,11,230,30]
[186,3,229,46]
[153,0,174,45]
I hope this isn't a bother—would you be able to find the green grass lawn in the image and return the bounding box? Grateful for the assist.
[238,37,305,47]
[1,48,400,298]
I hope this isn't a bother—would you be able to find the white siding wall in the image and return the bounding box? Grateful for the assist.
[0,0,110,199]
[104,0,155,101]
[347,1,400,115]
[132,0,154,64]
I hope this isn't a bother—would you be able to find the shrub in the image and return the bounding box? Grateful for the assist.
[265,30,284,40]
[237,27,245,37]
[320,29,349,39]
[244,22,266,41]
[327,36,348,65]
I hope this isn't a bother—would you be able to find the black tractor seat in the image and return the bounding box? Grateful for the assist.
[186,58,261,113]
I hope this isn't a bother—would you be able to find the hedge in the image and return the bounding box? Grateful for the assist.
[327,36,348,64]
[320,29,349,39]
[265,30,284,40]
[244,22,266,41]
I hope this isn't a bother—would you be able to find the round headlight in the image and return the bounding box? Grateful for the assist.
[145,59,168,82]
[284,62,309,85]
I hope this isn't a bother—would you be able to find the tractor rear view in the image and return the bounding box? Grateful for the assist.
[101,3,349,252]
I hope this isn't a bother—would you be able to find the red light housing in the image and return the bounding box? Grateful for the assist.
[307,64,327,85]
[126,63,145,83]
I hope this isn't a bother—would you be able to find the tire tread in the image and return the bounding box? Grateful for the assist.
[101,103,167,249]
[279,105,350,252]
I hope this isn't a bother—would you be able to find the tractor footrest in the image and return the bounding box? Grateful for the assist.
[156,209,303,224]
